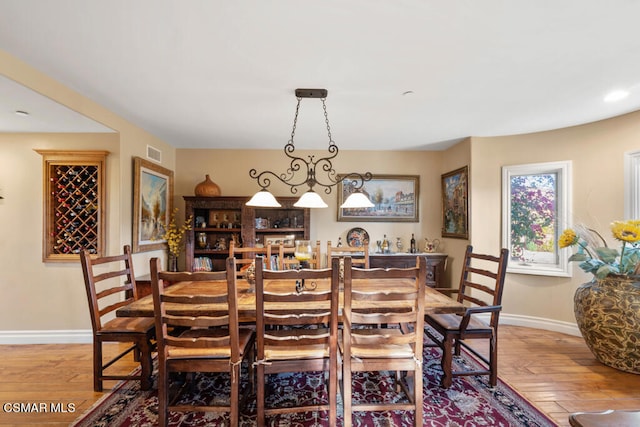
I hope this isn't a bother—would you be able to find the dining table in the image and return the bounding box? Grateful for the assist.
[116,277,466,322]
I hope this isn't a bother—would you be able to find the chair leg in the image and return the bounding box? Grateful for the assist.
[157,361,168,427]
[230,364,240,426]
[138,338,153,391]
[256,364,266,427]
[93,339,103,392]
[329,355,338,427]
[489,333,498,387]
[343,360,352,427]
[440,334,454,388]
[414,362,423,427]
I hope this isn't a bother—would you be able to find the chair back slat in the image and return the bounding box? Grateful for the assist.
[165,336,231,348]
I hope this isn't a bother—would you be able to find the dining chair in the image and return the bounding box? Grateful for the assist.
[254,256,340,427]
[279,239,321,269]
[228,239,272,276]
[424,245,509,388]
[327,240,370,268]
[79,245,154,392]
[341,256,426,427]
[150,256,255,427]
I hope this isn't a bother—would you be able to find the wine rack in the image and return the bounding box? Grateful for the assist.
[36,150,109,262]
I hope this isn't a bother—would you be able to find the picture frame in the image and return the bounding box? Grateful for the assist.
[132,156,174,252]
[337,174,419,222]
[441,166,469,239]
[264,234,296,247]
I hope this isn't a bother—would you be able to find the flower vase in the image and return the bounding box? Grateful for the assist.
[168,253,179,272]
[574,276,640,374]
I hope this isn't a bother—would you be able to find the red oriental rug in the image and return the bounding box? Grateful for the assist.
[72,346,557,426]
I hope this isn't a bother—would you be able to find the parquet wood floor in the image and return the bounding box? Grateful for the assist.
[0,325,638,426]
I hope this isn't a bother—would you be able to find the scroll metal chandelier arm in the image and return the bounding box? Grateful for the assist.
[247,88,373,208]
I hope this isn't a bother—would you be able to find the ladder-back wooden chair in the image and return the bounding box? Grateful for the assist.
[327,240,370,268]
[254,257,340,426]
[279,239,321,269]
[341,256,426,427]
[79,245,154,392]
[228,240,273,276]
[150,256,255,427]
[424,245,509,388]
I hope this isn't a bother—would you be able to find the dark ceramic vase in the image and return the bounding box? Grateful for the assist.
[574,276,640,374]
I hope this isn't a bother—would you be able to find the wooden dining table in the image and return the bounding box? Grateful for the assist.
[117,278,465,322]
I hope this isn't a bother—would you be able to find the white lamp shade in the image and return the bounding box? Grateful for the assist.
[246,190,282,207]
[294,191,328,208]
[340,192,374,208]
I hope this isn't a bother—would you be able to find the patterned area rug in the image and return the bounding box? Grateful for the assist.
[72,346,557,426]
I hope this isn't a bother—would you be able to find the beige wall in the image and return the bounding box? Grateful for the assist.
[0,50,175,336]
[470,110,640,325]
[176,149,445,267]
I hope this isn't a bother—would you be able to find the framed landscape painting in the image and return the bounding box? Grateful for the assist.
[441,166,469,239]
[337,174,419,222]
[132,157,174,252]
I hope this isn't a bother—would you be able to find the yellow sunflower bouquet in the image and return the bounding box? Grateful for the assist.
[559,220,640,279]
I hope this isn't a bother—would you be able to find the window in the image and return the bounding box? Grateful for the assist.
[501,161,572,276]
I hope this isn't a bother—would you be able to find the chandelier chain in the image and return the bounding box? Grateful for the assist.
[321,98,334,144]
[290,97,302,143]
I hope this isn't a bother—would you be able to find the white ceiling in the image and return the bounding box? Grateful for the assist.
[1,1,640,151]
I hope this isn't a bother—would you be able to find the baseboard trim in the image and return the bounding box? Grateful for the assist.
[499,313,581,337]
[0,329,93,344]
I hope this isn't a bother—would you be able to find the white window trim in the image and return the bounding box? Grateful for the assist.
[501,160,573,277]
[624,150,640,219]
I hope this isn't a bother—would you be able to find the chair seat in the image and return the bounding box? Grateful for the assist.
[99,315,155,334]
[427,312,492,334]
[167,328,254,359]
[339,329,415,358]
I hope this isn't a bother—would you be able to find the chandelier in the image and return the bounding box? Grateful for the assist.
[247,89,374,209]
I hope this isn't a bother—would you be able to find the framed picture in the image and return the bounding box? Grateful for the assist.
[441,166,469,239]
[132,157,174,252]
[337,174,419,222]
[264,234,296,247]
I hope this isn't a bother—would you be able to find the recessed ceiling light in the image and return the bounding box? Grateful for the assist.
[604,90,629,103]
[15,110,29,116]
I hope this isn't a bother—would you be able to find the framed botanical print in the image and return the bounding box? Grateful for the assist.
[441,166,469,239]
[132,157,174,252]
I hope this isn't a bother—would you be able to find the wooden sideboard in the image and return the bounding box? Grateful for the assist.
[369,253,447,288]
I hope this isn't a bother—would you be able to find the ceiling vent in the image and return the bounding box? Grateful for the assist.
[146,145,162,163]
